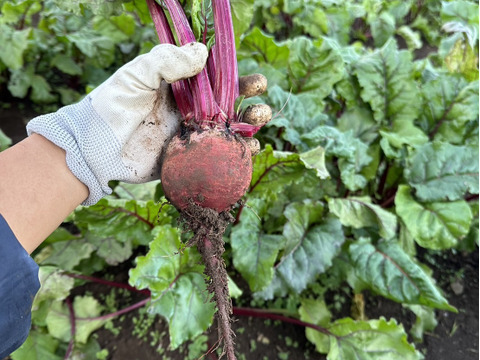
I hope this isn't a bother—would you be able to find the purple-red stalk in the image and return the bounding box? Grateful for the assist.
[146,0,194,120]
[211,0,239,121]
[147,0,261,136]
[163,0,219,124]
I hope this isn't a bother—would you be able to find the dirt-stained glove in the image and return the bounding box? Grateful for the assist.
[27,43,208,205]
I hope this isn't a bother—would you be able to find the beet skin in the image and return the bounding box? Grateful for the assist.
[161,130,252,213]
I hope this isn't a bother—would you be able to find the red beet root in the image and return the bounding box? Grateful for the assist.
[161,129,252,213]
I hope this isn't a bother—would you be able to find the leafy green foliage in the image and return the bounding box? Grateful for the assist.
[5,0,479,359]
[0,0,155,107]
[299,298,422,360]
[46,296,106,344]
[129,225,215,349]
[10,332,62,360]
[349,238,456,311]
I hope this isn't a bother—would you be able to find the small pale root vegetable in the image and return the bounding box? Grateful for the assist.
[146,0,269,358]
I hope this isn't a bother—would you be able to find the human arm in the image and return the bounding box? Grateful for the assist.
[0,134,89,254]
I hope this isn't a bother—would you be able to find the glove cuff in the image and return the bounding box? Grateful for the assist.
[26,97,128,205]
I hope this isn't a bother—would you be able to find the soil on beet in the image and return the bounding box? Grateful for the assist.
[2,105,479,360]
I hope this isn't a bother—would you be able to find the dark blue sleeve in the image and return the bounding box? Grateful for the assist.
[0,214,40,358]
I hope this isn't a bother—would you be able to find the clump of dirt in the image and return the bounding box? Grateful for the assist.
[179,201,237,359]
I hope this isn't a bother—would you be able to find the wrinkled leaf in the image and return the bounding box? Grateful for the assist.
[327,317,422,360]
[405,142,479,202]
[74,198,167,246]
[10,331,61,360]
[298,298,331,353]
[405,304,438,342]
[420,74,479,141]
[257,213,344,299]
[395,185,473,249]
[129,226,215,348]
[240,27,289,67]
[231,199,284,292]
[0,24,30,69]
[328,196,397,239]
[371,12,396,47]
[288,36,344,97]
[349,238,456,311]
[32,266,75,311]
[355,39,420,127]
[46,296,105,344]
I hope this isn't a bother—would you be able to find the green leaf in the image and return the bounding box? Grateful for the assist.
[129,226,215,348]
[395,185,473,249]
[74,198,167,246]
[0,129,12,151]
[231,199,284,292]
[396,26,422,51]
[266,86,329,150]
[87,233,133,266]
[354,39,420,126]
[31,74,56,103]
[405,142,479,202]
[445,38,479,81]
[240,27,290,67]
[328,196,397,239]
[8,66,33,98]
[420,74,479,141]
[379,119,428,149]
[69,337,103,360]
[302,126,372,190]
[32,266,75,311]
[231,0,254,46]
[46,295,106,344]
[405,304,438,342]
[288,36,344,97]
[337,107,378,144]
[441,1,479,31]
[250,144,314,197]
[67,30,115,68]
[36,238,95,270]
[299,146,330,179]
[0,24,30,70]
[51,54,82,76]
[298,298,331,354]
[257,213,344,299]
[327,317,422,360]
[349,238,456,311]
[93,13,136,43]
[0,0,41,24]
[370,12,396,47]
[10,331,61,360]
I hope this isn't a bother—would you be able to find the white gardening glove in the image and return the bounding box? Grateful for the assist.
[27,43,208,205]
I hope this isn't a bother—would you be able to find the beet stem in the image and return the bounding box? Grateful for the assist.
[146,0,194,119]
[211,0,239,121]
[162,0,219,124]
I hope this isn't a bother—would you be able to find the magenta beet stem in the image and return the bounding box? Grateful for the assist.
[163,0,220,125]
[146,0,194,119]
[212,0,239,121]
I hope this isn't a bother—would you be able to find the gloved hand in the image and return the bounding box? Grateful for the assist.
[27,43,271,206]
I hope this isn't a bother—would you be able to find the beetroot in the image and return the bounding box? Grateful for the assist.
[161,130,252,213]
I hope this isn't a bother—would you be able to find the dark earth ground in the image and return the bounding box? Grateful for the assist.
[1,105,478,359]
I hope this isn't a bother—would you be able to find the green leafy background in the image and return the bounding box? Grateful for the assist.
[1,0,478,359]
